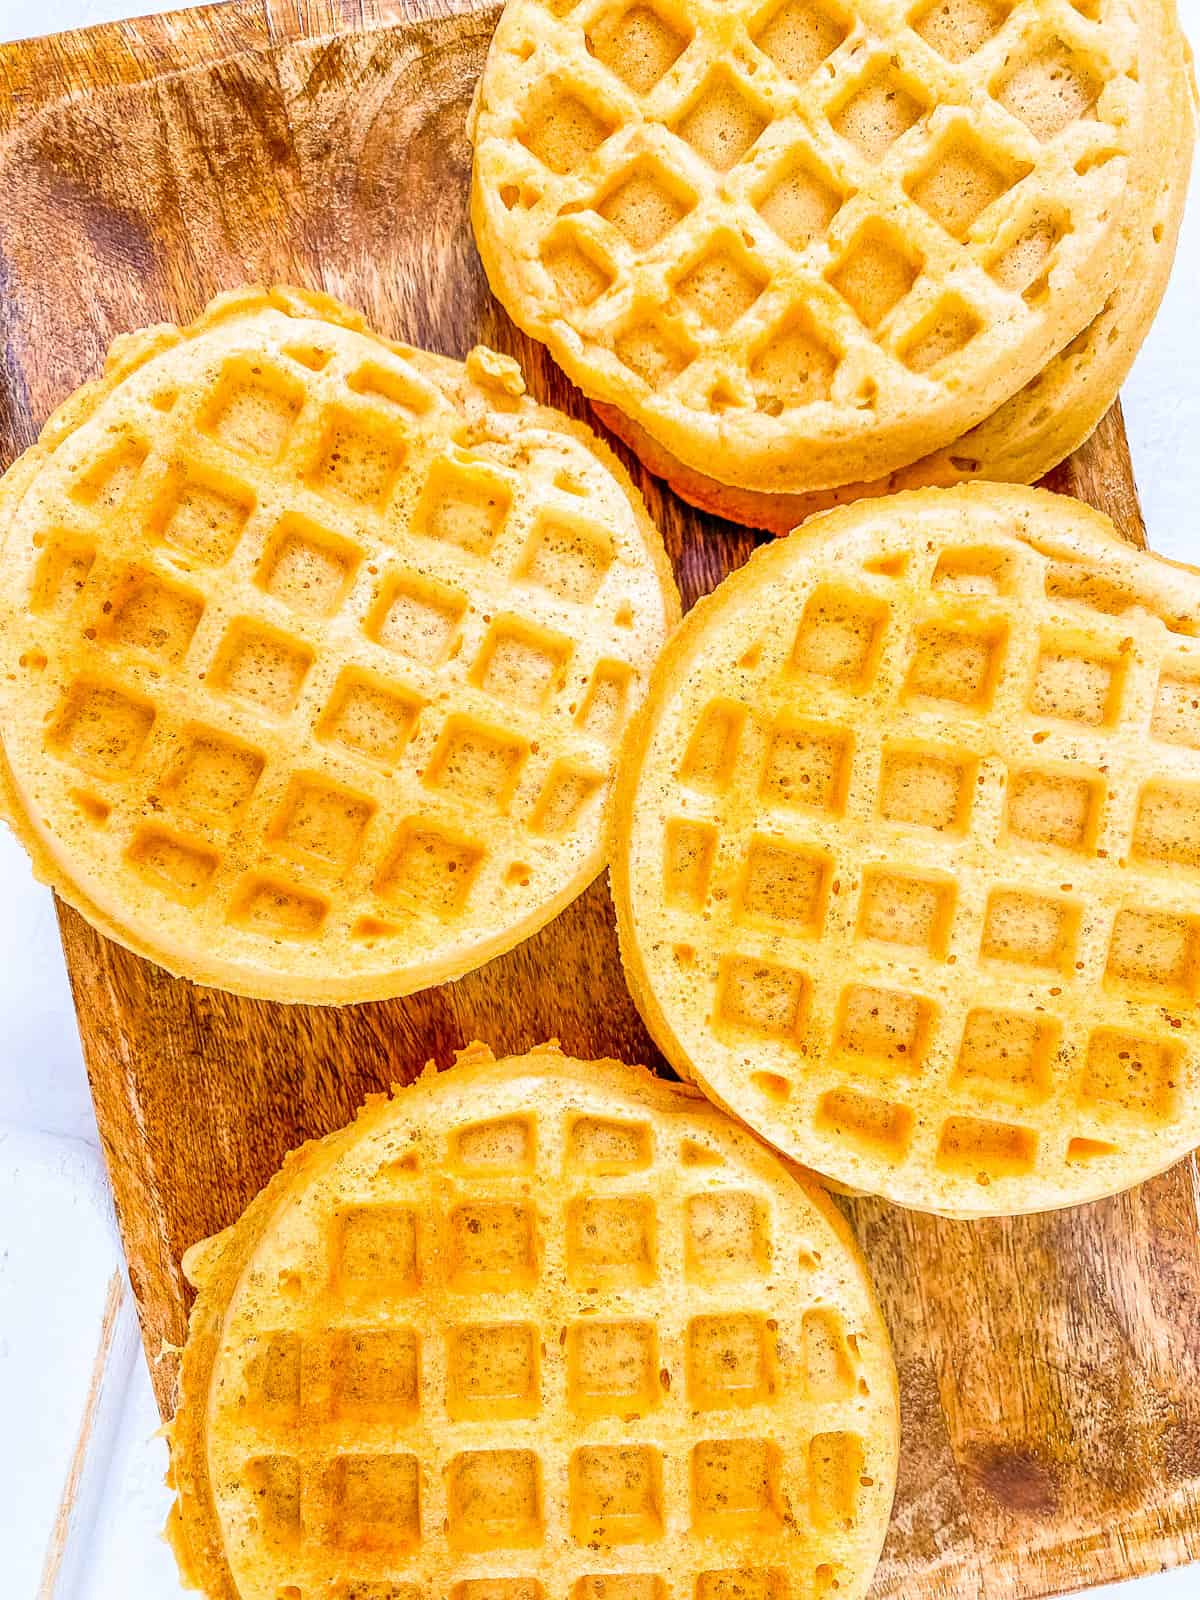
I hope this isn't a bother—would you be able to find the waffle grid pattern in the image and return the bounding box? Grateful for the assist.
[621,505,1200,1210]
[203,1066,894,1599]
[473,0,1145,489]
[2,303,674,993]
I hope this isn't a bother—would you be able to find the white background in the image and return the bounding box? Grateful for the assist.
[0,0,1197,1593]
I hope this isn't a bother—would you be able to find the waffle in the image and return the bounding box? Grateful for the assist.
[470,0,1184,497]
[610,484,1200,1216]
[0,287,678,1003]
[579,35,1196,531]
[166,1042,900,1600]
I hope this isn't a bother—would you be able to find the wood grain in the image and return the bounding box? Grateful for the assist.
[0,3,1197,1596]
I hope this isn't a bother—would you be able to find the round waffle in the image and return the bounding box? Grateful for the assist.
[581,38,1196,531]
[0,287,679,1003]
[611,484,1200,1216]
[166,1042,900,1600]
[470,0,1184,497]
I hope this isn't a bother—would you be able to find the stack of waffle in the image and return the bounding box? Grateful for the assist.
[470,0,1194,529]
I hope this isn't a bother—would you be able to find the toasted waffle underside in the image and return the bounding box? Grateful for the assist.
[0,287,678,1002]
[167,1044,899,1600]
[471,0,1180,495]
[611,484,1200,1216]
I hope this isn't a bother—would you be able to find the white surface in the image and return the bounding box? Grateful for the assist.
[0,0,1198,1594]
[0,1130,130,1592]
[74,1359,186,1600]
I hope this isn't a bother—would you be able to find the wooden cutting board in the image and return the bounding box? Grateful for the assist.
[0,2,1197,1595]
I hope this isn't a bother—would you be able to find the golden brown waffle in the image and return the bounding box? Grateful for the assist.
[166,1043,900,1600]
[0,287,678,1002]
[470,0,1184,497]
[580,39,1196,531]
[610,485,1200,1216]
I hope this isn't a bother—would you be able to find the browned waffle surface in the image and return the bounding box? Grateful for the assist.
[610,484,1200,1215]
[167,1044,899,1599]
